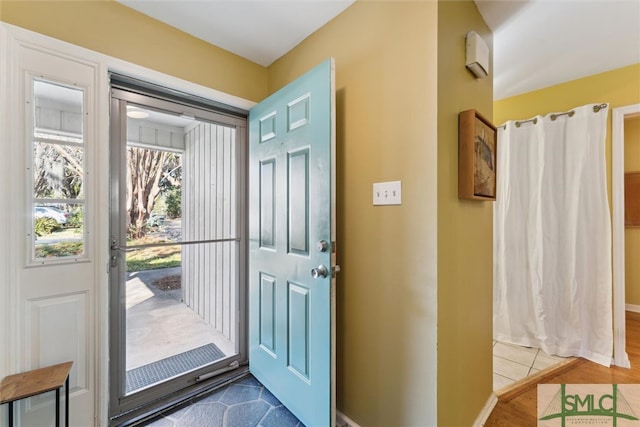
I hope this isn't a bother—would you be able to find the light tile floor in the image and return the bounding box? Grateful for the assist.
[493,340,567,390]
[140,375,305,427]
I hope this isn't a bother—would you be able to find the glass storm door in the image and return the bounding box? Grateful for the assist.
[248,59,337,427]
[109,86,247,419]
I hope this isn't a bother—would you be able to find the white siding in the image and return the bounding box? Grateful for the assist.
[183,122,237,343]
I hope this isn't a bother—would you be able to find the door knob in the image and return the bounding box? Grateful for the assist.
[311,265,329,279]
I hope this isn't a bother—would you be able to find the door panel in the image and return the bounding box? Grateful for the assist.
[288,149,310,255]
[14,44,98,427]
[259,159,276,249]
[249,59,335,427]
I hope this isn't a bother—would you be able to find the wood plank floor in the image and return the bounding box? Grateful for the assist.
[484,311,640,426]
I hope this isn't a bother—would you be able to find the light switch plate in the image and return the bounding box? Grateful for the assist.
[373,181,402,205]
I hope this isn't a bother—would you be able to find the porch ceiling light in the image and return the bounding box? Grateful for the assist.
[126,106,150,119]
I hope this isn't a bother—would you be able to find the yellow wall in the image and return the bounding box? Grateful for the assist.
[437,2,494,426]
[495,64,640,125]
[625,115,640,305]
[269,2,439,425]
[0,0,268,102]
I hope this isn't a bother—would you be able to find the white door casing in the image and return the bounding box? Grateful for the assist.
[612,103,640,368]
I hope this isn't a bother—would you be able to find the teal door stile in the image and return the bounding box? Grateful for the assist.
[248,59,336,427]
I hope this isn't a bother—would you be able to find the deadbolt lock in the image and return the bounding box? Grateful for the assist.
[317,240,329,252]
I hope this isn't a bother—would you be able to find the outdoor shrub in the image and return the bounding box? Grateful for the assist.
[35,217,61,236]
[153,197,167,216]
[165,188,181,219]
[67,210,83,228]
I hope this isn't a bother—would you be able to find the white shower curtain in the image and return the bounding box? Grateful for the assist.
[493,103,612,366]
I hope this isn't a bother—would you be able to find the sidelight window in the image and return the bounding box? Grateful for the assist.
[29,79,86,263]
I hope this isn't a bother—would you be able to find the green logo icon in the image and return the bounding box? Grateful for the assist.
[539,384,638,426]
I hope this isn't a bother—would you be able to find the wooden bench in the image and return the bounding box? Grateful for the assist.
[0,361,72,427]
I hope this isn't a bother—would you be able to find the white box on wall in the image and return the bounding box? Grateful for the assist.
[465,31,489,79]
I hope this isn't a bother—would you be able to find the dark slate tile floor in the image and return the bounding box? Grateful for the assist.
[141,375,305,427]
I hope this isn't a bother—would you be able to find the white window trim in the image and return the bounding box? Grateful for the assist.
[26,75,90,267]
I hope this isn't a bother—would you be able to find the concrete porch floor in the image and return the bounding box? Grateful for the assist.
[126,267,235,371]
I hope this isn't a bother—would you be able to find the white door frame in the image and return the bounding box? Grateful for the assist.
[0,22,255,426]
[612,103,640,368]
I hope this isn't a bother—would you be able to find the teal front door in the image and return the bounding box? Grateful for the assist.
[249,59,336,427]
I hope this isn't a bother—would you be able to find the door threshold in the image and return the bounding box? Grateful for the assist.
[495,357,584,401]
[112,365,250,427]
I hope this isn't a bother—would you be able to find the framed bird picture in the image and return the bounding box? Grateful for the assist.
[458,109,497,201]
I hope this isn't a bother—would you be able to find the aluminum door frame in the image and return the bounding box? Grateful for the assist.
[108,85,248,422]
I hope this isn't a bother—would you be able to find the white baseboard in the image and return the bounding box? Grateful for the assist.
[337,393,496,427]
[472,393,498,427]
[338,394,497,427]
[626,304,640,313]
[337,410,362,427]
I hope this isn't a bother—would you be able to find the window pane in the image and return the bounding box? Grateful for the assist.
[34,80,83,138]
[33,142,84,199]
[31,79,86,263]
[126,146,184,242]
[34,203,84,259]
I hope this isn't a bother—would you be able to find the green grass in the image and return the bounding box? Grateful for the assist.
[34,227,84,259]
[34,232,181,271]
[35,241,83,258]
[125,236,182,272]
[126,251,181,272]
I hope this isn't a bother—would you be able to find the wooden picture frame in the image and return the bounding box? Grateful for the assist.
[458,109,497,201]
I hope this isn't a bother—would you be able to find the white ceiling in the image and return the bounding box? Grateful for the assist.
[116,0,355,67]
[475,0,640,100]
[116,0,640,100]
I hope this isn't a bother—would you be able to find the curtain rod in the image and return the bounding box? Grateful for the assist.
[498,103,608,129]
